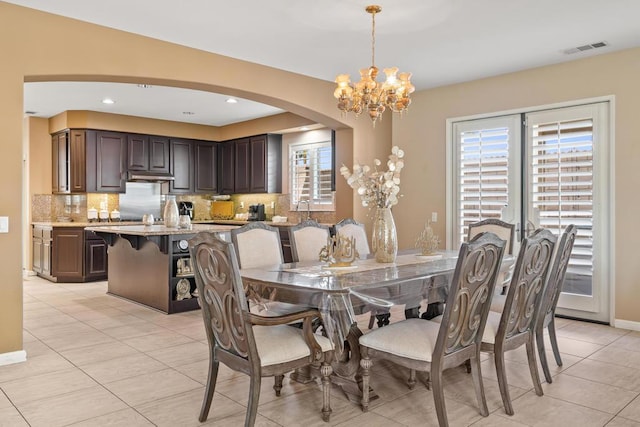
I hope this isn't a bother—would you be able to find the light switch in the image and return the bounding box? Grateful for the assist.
[0,216,8,233]
[431,212,438,223]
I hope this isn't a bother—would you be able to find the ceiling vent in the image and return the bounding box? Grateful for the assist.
[563,41,609,55]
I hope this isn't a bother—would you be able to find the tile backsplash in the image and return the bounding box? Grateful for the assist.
[32,192,336,224]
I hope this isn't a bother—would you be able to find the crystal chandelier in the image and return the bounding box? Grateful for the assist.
[333,5,415,126]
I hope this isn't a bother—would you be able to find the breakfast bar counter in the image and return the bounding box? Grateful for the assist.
[87,224,238,313]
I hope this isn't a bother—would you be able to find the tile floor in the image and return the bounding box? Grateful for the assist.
[2,276,640,426]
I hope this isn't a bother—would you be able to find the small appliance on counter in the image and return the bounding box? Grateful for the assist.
[248,204,266,221]
[178,201,194,220]
[210,201,234,220]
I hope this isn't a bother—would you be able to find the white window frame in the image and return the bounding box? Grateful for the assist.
[289,140,335,212]
[446,96,615,324]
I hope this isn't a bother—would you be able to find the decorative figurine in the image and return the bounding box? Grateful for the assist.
[319,235,359,267]
[415,221,440,255]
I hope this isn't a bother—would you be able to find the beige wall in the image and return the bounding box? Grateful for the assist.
[392,47,640,323]
[0,2,389,356]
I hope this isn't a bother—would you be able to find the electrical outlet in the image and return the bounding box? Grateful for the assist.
[240,201,244,209]
[431,212,438,223]
[270,201,275,209]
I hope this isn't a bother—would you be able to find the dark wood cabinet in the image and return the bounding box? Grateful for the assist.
[218,140,235,194]
[195,141,218,193]
[92,131,127,192]
[52,227,84,282]
[34,226,107,282]
[127,134,170,174]
[232,134,282,194]
[32,225,52,278]
[170,139,194,193]
[52,130,86,194]
[84,230,108,281]
[234,138,251,193]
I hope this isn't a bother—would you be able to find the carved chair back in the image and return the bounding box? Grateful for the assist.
[189,232,257,364]
[497,228,556,343]
[334,218,370,256]
[538,225,577,326]
[468,219,515,255]
[230,222,283,269]
[288,219,331,262]
[433,232,506,368]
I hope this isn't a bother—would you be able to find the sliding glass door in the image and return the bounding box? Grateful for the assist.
[449,102,611,322]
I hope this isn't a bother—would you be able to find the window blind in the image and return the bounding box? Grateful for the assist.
[529,116,594,290]
[457,126,511,244]
[290,141,334,210]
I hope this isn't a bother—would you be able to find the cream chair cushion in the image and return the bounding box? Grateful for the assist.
[359,318,440,362]
[480,311,502,345]
[235,228,282,269]
[292,226,330,262]
[253,325,333,366]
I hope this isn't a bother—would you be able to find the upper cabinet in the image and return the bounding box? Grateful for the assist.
[195,141,218,194]
[90,131,127,193]
[52,130,86,193]
[127,134,170,174]
[218,140,235,194]
[52,129,125,194]
[169,139,194,194]
[231,134,282,194]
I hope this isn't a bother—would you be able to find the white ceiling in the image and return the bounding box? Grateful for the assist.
[9,0,640,126]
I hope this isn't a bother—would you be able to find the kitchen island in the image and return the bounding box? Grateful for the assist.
[87,224,238,314]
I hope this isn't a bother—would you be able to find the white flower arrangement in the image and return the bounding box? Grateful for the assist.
[340,146,405,208]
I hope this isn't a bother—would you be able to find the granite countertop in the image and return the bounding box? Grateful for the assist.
[85,223,239,236]
[34,219,332,228]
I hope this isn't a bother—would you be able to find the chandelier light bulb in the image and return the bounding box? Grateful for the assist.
[333,5,413,126]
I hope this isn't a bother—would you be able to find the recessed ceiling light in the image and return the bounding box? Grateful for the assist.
[182,111,195,115]
[102,98,115,104]
[225,98,238,104]
[137,84,153,88]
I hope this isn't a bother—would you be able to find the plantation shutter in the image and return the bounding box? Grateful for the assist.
[452,115,521,245]
[290,141,334,210]
[527,107,597,289]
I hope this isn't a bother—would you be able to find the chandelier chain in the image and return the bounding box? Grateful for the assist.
[371,10,376,67]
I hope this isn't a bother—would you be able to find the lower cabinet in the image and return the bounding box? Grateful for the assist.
[32,225,53,279]
[33,226,107,282]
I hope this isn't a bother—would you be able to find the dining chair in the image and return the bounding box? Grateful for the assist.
[230,222,311,317]
[536,224,577,383]
[189,232,334,425]
[288,219,331,262]
[468,218,515,295]
[359,232,506,426]
[334,218,371,257]
[334,218,388,328]
[480,228,556,415]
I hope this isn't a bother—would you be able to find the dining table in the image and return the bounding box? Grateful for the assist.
[240,250,515,403]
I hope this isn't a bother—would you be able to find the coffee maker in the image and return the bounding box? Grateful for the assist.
[178,201,194,220]
[248,203,266,221]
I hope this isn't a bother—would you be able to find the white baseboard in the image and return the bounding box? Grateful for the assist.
[614,319,640,332]
[0,350,27,367]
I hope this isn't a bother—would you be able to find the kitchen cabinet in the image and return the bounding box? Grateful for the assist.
[169,139,194,194]
[127,134,170,174]
[52,130,86,194]
[195,141,218,193]
[32,225,52,279]
[218,140,235,194]
[233,134,282,194]
[33,226,107,282]
[84,230,108,281]
[90,131,127,193]
[52,129,127,194]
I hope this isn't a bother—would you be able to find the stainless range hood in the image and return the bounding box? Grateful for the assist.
[128,171,175,182]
